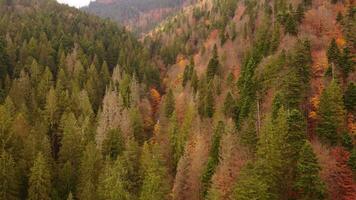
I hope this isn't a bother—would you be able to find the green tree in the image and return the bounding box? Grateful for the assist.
[338,47,354,79]
[164,89,175,118]
[317,81,346,145]
[231,163,270,200]
[139,144,169,200]
[327,38,340,66]
[295,141,325,200]
[201,121,224,198]
[0,151,19,200]
[101,129,125,160]
[27,152,51,200]
[97,160,131,200]
[77,143,101,200]
[344,82,356,113]
[205,84,215,118]
[206,45,220,82]
[130,108,145,144]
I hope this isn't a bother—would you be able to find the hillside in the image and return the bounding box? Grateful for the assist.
[0,0,355,200]
[83,0,196,34]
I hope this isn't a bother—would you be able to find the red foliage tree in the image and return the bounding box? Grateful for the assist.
[329,147,356,200]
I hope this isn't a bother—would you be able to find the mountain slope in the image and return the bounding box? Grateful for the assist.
[83,0,196,34]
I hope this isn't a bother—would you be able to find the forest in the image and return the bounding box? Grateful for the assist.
[0,0,355,200]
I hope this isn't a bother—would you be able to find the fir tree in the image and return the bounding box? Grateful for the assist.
[344,82,356,113]
[164,89,175,118]
[223,91,236,117]
[206,45,220,82]
[0,151,19,200]
[317,81,346,145]
[101,129,125,160]
[201,121,224,198]
[232,163,270,200]
[139,144,169,200]
[327,38,340,65]
[77,143,101,200]
[27,152,51,200]
[97,160,131,200]
[295,141,325,200]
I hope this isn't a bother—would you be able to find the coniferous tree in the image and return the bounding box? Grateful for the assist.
[139,144,169,200]
[344,82,356,113]
[232,163,270,200]
[338,47,354,79]
[27,152,51,200]
[206,45,220,82]
[77,143,101,200]
[164,89,175,118]
[295,141,325,200]
[223,91,236,117]
[317,81,346,145]
[205,83,215,118]
[0,151,19,200]
[327,38,340,66]
[201,121,224,198]
[97,160,131,200]
[101,129,125,160]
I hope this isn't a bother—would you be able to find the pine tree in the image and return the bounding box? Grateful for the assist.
[295,141,325,200]
[77,143,101,200]
[164,89,175,118]
[139,144,169,200]
[101,129,125,160]
[201,121,224,198]
[0,151,19,200]
[286,109,307,163]
[327,38,340,66]
[205,83,215,118]
[285,13,298,35]
[27,152,51,200]
[223,91,236,117]
[169,112,180,171]
[97,160,131,200]
[130,107,145,144]
[317,81,346,145]
[206,45,220,82]
[338,47,354,79]
[191,70,199,94]
[344,82,356,113]
[231,163,270,200]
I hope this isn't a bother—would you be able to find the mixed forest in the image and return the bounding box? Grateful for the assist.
[0,0,356,200]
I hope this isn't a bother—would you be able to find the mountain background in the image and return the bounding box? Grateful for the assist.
[83,0,196,34]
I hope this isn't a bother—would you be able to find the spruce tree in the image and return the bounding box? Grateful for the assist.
[223,91,236,117]
[317,81,346,145]
[232,164,270,200]
[201,121,224,198]
[27,152,51,200]
[97,160,131,200]
[295,141,325,200]
[206,45,220,82]
[101,129,125,160]
[344,82,356,113]
[164,89,175,118]
[205,83,215,118]
[139,145,169,200]
[327,38,340,65]
[0,151,19,200]
[77,143,101,200]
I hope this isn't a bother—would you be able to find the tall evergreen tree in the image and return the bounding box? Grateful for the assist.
[164,89,175,118]
[206,45,220,82]
[77,143,101,200]
[201,121,224,198]
[0,151,19,200]
[139,144,169,200]
[317,81,346,145]
[27,152,51,200]
[295,141,325,200]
